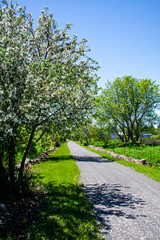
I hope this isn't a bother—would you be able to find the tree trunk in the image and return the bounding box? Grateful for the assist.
[8,136,16,192]
[0,154,8,194]
[130,132,136,144]
[135,132,139,142]
[18,126,36,183]
[36,131,45,143]
[86,137,89,146]
[0,153,6,174]
[126,128,132,142]
[135,123,140,142]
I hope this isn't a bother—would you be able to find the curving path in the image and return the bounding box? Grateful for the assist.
[68,141,160,240]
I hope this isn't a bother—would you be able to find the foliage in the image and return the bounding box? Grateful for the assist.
[89,125,111,146]
[0,1,99,192]
[15,130,53,162]
[96,76,160,143]
[71,125,90,144]
[71,124,111,146]
[150,134,160,140]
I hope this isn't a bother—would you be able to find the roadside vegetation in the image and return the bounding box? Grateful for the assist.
[0,143,102,240]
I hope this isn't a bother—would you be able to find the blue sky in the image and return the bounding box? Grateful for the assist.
[14,0,160,88]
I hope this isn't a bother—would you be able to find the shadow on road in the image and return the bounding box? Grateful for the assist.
[75,155,112,163]
[83,183,147,233]
[50,154,112,163]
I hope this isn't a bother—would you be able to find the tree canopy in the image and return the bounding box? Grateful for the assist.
[96,76,160,143]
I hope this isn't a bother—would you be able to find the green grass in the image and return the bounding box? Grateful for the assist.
[30,142,101,240]
[32,142,80,185]
[78,143,160,183]
[105,144,160,164]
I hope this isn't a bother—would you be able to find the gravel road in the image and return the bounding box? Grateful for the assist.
[68,141,160,240]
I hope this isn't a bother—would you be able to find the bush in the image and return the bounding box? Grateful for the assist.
[151,134,160,140]
[140,138,160,146]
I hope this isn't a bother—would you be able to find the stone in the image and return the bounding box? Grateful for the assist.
[139,159,146,165]
[146,162,152,166]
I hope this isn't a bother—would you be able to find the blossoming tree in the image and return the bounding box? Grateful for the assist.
[0,1,99,192]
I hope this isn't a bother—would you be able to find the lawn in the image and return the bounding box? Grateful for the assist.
[1,142,102,240]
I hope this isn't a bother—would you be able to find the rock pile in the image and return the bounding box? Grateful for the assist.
[29,147,56,165]
[16,147,56,169]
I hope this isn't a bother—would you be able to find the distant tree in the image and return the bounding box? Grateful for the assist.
[0,2,99,192]
[71,118,92,145]
[96,76,160,143]
[88,125,111,146]
[72,126,90,144]
[71,123,111,146]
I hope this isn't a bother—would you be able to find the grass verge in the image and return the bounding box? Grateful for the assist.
[0,142,102,240]
[77,143,160,183]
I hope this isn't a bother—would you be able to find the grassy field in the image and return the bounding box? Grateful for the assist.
[78,143,160,183]
[1,142,102,240]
